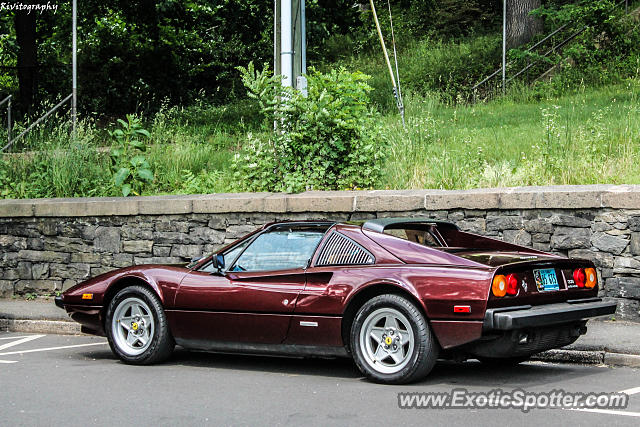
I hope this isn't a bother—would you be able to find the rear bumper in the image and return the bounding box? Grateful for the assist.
[483,298,617,331]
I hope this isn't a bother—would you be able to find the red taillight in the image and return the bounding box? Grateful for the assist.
[506,273,519,295]
[573,268,586,288]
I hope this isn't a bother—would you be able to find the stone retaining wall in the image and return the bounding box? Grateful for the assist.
[1,185,639,321]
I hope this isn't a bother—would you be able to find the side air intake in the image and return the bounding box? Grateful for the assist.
[316,232,375,266]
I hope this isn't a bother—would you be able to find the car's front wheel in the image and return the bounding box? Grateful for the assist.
[105,285,174,364]
[350,294,439,384]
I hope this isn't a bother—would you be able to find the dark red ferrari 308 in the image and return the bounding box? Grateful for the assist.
[56,218,616,384]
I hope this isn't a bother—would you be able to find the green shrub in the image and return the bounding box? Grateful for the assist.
[109,115,154,197]
[233,63,385,192]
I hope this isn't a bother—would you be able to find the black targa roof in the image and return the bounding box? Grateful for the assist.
[360,217,459,233]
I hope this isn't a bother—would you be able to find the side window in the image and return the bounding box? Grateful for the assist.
[231,230,324,272]
[198,239,250,273]
[316,232,375,266]
[384,227,443,247]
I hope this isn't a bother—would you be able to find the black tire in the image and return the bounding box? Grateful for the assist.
[350,294,439,384]
[105,285,174,365]
[477,356,530,366]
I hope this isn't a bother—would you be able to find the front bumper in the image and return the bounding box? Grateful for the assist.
[483,297,617,331]
[54,296,64,309]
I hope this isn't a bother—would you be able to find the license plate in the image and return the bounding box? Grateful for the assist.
[533,268,559,291]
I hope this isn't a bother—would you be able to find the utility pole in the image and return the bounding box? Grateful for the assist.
[502,0,507,95]
[72,0,77,137]
[274,0,306,93]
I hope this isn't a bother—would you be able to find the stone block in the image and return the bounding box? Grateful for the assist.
[49,263,90,280]
[170,245,203,259]
[26,238,44,250]
[550,227,591,250]
[226,225,257,239]
[44,236,89,252]
[189,227,225,245]
[628,216,640,231]
[486,216,523,232]
[37,220,59,236]
[0,200,33,217]
[193,193,271,214]
[70,252,101,264]
[457,218,486,234]
[133,256,184,265]
[33,197,138,217]
[62,279,77,291]
[590,232,628,255]
[602,185,640,209]
[17,250,69,263]
[605,277,640,300]
[15,279,61,293]
[567,249,614,268]
[94,227,121,253]
[613,257,640,274]
[155,220,190,233]
[355,190,424,213]
[0,280,13,297]
[152,231,189,244]
[31,263,49,280]
[17,261,32,279]
[592,222,613,232]
[549,214,592,228]
[0,235,28,251]
[532,233,550,243]
[425,189,500,210]
[207,217,227,230]
[153,246,171,257]
[503,229,532,246]
[138,195,193,215]
[112,253,134,267]
[122,240,153,253]
[630,233,640,256]
[524,219,554,234]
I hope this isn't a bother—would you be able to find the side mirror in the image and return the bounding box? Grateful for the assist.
[212,253,225,273]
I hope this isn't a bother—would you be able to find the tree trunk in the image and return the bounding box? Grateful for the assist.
[14,3,38,115]
[506,0,543,49]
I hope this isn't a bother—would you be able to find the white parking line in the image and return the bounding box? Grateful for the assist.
[0,360,18,364]
[0,335,45,351]
[620,386,640,396]
[0,342,107,357]
[567,408,640,418]
[0,335,32,340]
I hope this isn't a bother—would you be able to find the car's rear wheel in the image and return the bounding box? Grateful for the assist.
[105,285,174,364]
[350,294,439,384]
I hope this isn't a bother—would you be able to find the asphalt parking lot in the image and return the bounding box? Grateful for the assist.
[1,332,639,426]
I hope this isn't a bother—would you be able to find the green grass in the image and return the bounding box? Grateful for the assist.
[379,79,640,189]
[1,78,639,199]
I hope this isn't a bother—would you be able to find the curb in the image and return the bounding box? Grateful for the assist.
[533,349,640,368]
[1,318,82,335]
[2,318,640,368]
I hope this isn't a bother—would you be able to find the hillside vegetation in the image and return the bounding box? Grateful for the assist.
[1,0,639,198]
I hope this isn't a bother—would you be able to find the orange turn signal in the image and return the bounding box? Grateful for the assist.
[82,293,93,300]
[585,268,597,288]
[492,275,507,297]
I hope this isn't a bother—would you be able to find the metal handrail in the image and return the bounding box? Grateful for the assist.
[1,95,11,147]
[472,0,632,98]
[471,23,570,91]
[1,93,72,152]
